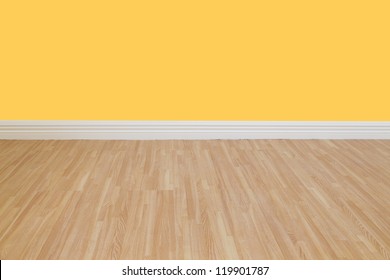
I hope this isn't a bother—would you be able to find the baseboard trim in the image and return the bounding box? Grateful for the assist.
[0,121,389,140]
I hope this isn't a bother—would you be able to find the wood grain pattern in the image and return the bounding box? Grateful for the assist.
[0,140,389,259]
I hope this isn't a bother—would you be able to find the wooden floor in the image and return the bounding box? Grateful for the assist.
[0,140,389,259]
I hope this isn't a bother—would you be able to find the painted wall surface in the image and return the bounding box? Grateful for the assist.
[1,1,389,120]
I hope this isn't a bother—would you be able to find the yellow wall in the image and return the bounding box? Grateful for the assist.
[1,1,389,120]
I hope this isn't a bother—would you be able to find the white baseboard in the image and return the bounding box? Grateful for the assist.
[0,121,389,140]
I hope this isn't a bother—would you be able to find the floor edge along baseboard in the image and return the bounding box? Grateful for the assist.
[0,121,389,140]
